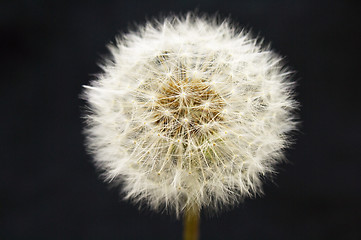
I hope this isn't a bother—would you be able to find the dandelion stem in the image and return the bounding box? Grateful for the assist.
[183,206,200,240]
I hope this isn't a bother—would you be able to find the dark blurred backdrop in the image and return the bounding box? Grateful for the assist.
[1,0,360,239]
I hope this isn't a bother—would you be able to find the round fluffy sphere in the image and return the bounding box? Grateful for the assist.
[83,14,297,216]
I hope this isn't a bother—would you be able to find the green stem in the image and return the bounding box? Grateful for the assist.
[183,206,200,240]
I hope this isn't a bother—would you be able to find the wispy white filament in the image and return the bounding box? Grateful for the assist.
[83,14,297,216]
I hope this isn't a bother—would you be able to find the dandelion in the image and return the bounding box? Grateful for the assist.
[82,13,297,240]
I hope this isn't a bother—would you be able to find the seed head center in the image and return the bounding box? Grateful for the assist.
[153,74,225,138]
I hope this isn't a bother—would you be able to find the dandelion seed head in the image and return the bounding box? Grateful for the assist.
[83,13,298,216]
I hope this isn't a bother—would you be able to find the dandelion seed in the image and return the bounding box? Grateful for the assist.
[82,13,298,225]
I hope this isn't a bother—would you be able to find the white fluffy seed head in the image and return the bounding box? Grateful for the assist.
[83,13,298,217]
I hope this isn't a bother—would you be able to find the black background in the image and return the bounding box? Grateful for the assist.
[1,0,360,239]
